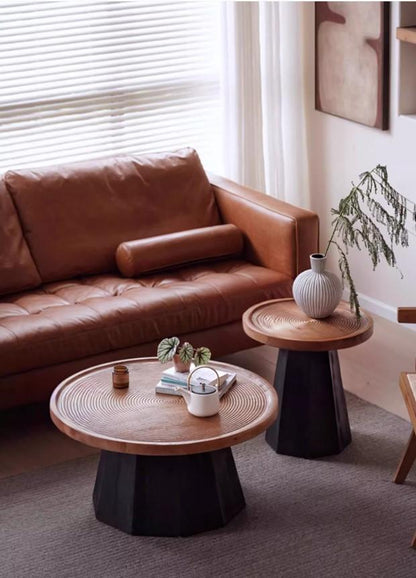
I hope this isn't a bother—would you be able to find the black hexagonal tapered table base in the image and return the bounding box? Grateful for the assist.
[266,349,352,458]
[93,447,246,536]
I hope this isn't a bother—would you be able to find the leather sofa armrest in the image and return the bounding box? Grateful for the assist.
[209,174,319,278]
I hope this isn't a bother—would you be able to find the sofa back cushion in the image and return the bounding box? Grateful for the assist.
[5,148,220,282]
[0,179,41,295]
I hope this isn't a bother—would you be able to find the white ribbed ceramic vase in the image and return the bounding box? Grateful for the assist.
[292,253,342,319]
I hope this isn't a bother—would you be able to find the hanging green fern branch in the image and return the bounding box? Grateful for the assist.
[333,241,360,318]
[324,165,415,318]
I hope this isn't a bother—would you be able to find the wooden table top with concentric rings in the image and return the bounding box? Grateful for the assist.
[50,358,278,456]
[243,298,373,352]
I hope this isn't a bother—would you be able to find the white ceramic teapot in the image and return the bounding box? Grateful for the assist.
[176,365,220,417]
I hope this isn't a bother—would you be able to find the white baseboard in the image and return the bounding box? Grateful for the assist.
[344,290,416,332]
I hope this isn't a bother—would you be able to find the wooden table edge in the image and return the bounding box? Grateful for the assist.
[242,299,374,351]
[49,357,278,456]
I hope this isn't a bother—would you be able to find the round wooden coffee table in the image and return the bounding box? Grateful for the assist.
[243,298,373,458]
[50,358,277,537]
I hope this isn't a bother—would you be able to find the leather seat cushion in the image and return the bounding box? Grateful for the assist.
[0,259,291,377]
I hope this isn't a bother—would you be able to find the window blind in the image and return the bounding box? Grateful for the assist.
[0,1,223,173]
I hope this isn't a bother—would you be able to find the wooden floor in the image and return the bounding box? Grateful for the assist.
[1,311,415,481]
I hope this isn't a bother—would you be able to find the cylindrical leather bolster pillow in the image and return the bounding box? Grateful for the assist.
[116,224,244,277]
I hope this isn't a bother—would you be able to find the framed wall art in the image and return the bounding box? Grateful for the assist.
[315,2,390,130]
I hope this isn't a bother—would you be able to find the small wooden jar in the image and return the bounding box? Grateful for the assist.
[112,364,129,389]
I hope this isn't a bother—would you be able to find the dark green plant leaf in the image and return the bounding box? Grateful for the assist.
[179,342,194,364]
[157,336,180,364]
[193,347,211,366]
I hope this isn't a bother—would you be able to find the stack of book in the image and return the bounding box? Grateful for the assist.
[155,366,236,398]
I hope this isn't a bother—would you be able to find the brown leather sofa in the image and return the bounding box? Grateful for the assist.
[0,148,318,410]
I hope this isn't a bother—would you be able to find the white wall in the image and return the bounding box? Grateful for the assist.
[303,2,416,321]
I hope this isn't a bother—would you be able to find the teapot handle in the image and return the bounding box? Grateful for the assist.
[187,365,220,391]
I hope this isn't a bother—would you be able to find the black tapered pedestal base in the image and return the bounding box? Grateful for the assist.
[93,447,245,536]
[266,349,351,458]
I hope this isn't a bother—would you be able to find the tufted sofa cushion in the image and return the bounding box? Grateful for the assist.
[0,259,291,377]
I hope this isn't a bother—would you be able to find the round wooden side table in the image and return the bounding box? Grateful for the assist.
[243,298,373,458]
[50,358,277,537]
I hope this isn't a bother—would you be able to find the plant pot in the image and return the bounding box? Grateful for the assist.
[173,354,191,373]
[292,253,342,319]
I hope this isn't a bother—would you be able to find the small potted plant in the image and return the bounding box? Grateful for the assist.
[157,336,211,372]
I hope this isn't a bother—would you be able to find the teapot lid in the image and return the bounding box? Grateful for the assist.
[190,383,216,395]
